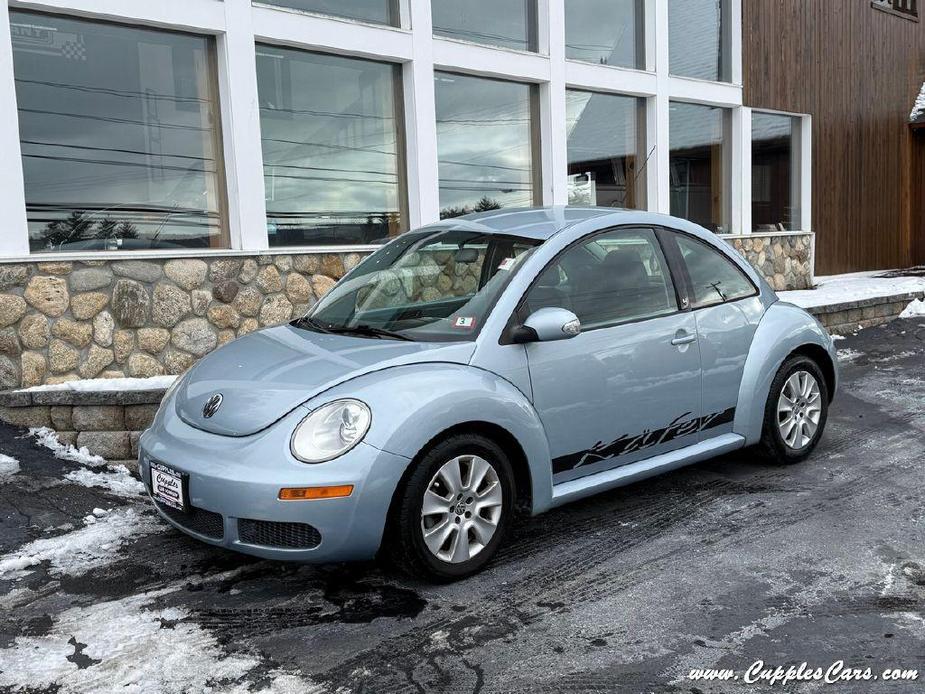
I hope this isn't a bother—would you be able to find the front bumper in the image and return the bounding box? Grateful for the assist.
[139,403,411,563]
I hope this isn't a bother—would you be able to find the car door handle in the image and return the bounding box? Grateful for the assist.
[671,332,697,346]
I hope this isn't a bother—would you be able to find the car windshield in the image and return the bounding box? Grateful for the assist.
[300,228,542,341]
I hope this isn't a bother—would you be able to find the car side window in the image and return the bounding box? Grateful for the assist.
[523,228,678,330]
[672,234,757,308]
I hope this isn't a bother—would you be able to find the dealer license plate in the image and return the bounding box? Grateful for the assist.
[151,461,186,512]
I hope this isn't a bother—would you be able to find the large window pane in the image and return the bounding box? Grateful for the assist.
[255,0,398,27]
[669,102,728,233]
[668,0,729,82]
[565,0,644,69]
[752,112,801,231]
[435,73,537,219]
[566,90,646,209]
[432,0,537,52]
[257,48,406,246]
[11,12,225,252]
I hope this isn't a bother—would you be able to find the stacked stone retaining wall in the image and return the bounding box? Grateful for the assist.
[0,386,165,468]
[722,231,814,291]
[805,291,924,335]
[0,252,362,390]
[0,232,814,389]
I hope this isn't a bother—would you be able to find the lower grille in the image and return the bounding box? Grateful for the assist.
[238,518,321,549]
[155,501,224,540]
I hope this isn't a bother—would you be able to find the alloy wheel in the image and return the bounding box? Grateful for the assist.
[420,454,503,564]
[777,370,822,449]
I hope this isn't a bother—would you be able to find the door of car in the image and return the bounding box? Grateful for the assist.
[518,227,704,483]
[659,230,762,436]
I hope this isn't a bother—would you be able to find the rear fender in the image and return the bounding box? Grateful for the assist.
[734,302,837,445]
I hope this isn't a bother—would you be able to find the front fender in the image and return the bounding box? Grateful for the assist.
[304,364,555,514]
[734,301,837,445]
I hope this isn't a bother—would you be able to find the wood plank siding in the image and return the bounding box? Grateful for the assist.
[743,0,925,274]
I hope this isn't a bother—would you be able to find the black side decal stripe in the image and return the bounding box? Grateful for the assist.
[551,407,736,475]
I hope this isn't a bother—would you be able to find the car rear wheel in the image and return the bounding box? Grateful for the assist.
[760,355,829,464]
[386,433,514,581]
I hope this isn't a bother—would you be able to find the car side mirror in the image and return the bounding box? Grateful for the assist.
[512,307,581,343]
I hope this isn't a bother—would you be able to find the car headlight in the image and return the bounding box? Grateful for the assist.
[290,399,371,463]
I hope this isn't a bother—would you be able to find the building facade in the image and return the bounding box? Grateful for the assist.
[744,0,925,276]
[0,0,885,388]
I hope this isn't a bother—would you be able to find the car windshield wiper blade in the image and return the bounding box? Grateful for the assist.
[325,324,415,341]
[291,316,333,334]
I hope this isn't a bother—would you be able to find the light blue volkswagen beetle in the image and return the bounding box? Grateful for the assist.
[140,208,837,581]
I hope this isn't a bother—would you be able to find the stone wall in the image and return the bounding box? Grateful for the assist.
[722,232,814,291]
[0,232,816,389]
[0,252,363,389]
[806,291,925,335]
[0,385,166,467]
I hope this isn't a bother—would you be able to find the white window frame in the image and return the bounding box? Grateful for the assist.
[0,0,759,260]
[745,107,813,234]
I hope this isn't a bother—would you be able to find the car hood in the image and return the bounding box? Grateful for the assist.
[174,324,476,436]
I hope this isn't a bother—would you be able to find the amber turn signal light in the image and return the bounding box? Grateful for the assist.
[278,485,353,501]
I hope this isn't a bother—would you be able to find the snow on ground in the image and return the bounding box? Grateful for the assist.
[64,466,145,498]
[780,273,925,310]
[30,427,106,467]
[900,298,925,318]
[30,428,145,496]
[0,566,322,694]
[837,348,863,363]
[17,374,176,393]
[0,453,20,482]
[0,507,161,579]
[0,594,265,694]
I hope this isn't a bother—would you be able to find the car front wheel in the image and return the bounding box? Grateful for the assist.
[387,433,515,581]
[760,355,829,464]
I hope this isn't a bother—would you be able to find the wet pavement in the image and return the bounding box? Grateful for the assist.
[1,317,924,693]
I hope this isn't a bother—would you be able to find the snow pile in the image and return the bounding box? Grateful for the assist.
[0,589,320,694]
[900,298,925,318]
[0,453,20,482]
[0,507,161,579]
[65,466,145,498]
[30,427,106,467]
[17,374,176,393]
[0,595,260,693]
[912,82,925,123]
[780,273,925,310]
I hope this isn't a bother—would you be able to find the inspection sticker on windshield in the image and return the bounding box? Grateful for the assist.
[454,316,475,329]
[498,257,517,271]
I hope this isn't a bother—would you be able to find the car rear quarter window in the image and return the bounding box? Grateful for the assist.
[673,233,757,308]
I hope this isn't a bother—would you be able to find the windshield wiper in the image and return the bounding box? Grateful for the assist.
[291,316,333,334]
[325,324,415,341]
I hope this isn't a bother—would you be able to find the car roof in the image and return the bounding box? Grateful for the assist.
[422,206,628,240]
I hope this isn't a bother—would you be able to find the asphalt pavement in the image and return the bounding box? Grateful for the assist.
[1,317,924,694]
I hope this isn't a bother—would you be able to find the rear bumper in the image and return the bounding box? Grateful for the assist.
[139,402,411,563]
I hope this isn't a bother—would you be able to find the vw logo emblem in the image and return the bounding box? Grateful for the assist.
[202,394,223,419]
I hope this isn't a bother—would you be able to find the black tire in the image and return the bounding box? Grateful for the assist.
[759,355,829,464]
[386,433,515,582]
